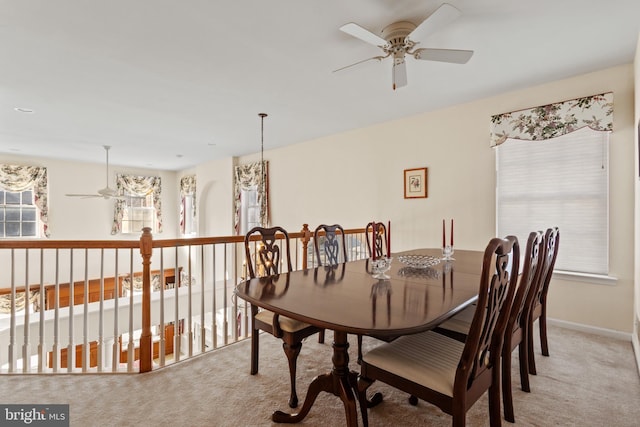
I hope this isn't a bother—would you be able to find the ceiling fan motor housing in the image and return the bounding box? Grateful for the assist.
[381,21,417,56]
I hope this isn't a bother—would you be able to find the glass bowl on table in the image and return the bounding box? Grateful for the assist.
[398,254,441,269]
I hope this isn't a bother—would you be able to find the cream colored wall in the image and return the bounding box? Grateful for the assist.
[191,157,235,237]
[233,64,636,333]
[0,153,180,239]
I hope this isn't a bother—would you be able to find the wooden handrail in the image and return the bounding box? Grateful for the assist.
[0,223,368,373]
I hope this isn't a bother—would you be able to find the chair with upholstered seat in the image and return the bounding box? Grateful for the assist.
[357,236,520,427]
[501,231,545,422]
[365,221,387,259]
[435,231,546,423]
[527,227,559,376]
[244,226,323,408]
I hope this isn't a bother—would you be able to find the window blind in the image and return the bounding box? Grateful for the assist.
[496,127,609,275]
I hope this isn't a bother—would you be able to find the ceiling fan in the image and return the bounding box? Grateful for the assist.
[335,3,474,90]
[65,145,124,200]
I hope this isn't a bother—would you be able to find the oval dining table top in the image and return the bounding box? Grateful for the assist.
[235,248,484,338]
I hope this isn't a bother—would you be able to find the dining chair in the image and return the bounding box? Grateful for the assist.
[313,223,371,361]
[501,230,545,422]
[244,226,323,408]
[365,221,387,259]
[434,231,545,423]
[313,223,348,266]
[527,227,559,376]
[357,235,520,427]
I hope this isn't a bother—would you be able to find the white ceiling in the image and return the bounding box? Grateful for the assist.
[1,0,639,170]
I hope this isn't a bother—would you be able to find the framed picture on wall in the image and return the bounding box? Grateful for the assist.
[404,167,428,199]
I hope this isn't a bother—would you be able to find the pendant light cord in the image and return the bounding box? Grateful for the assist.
[259,113,267,226]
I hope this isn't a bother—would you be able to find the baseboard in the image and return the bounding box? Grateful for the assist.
[632,332,640,376]
[547,317,632,341]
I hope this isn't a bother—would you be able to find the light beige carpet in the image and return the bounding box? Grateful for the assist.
[3,324,640,426]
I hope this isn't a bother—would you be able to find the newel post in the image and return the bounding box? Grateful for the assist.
[139,227,153,373]
[301,224,311,270]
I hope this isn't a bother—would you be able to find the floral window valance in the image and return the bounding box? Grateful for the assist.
[111,174,163,235]
[490,92,613,147]
[234,161,268,235]
[179,175,196,234]
[0,164,50,237]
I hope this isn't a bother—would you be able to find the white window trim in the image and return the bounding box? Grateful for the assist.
[552,270,617,286]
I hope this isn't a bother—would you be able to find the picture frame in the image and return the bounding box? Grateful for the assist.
[404,167,428,199]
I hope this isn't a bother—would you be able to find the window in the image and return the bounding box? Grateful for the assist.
[496,127,609,275]
[111,174,162,235]
[121,192,156,234]
[0,189,38,238]
[239,186,260,234]
[179,175,196,236]
[181,193,196,236]
[0,164,49,237]
[233,161,268,235]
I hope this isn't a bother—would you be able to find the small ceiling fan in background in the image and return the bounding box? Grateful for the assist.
[335,3,474,90]
[65,145,124,200]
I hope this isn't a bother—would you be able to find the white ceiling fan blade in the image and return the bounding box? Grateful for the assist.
[339,22,388,47]
[407,3,462,43]
[413,48,473,64]
[392,58,407,90]
[332,55,388,73]
[65,193,103,199]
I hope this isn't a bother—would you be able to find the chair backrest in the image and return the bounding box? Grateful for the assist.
[456,235,519,391]
[507,231,545,336]
[244,226,293,279]
[314,224,347,266]
[365,222,387,258]
[530,227,560,312]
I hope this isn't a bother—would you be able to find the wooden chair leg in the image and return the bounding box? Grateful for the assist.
[250,327,259,375]
[318,329,325,344]
[250,306,259,375]
[283,341,302,408]
[488,382,503,427]
[502,347,515,423]
[540,306,549,356]
[452,400,467,427]
[357,335,363,364]
[356,376,373,427]
[518,339,530,393]
[527,320,537,376]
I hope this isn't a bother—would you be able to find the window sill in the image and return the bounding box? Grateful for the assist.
[553,270,617,286]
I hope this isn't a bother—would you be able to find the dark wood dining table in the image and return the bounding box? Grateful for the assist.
[234,248,484,426]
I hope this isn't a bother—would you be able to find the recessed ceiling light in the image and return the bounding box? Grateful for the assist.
[176,154,183,158]
[14,107,34,113]
[208,142,216,147]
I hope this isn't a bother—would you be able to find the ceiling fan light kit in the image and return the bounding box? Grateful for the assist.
[336,3,474,90]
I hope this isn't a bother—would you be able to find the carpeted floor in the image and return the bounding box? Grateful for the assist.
[3,324,640,426]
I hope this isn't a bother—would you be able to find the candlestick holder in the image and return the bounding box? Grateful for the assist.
[442,245,455,261]
[371,257,393,279]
